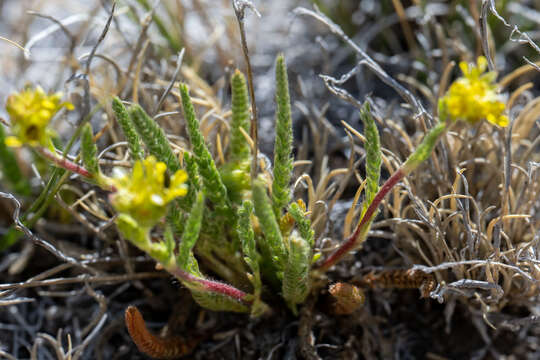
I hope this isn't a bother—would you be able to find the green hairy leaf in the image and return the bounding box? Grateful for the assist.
[163,225,176,261]
[166,202,185,238]
[190,289,249,313]
[252,181,287,269]
[272,54,294,217]
[237,201,268,316]
[81,123,99,175]
[282,232,311,314]
[176,192,204,276]
[238,201,258,274]
[129,104,180,172]
[182,152,200,209]
[288,202,314,247]
[111,97,144,161]
[179,83,230,214]
[360,102,381,212]
[230,70,251,162]
[403,122,447,173]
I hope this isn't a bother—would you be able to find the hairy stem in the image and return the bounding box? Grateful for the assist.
[318,122,448,272]
[168,266,251,305]
[318,169,405,272]
[37,147,93,179]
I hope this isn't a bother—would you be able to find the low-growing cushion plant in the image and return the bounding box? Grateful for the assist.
[1,51,513,358]
[105,55,315,317]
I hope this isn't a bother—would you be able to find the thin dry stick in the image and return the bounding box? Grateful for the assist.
[119,5,153,94]
[480,0,496,71]
[27,11,76,54]
[0,272,169,291]
[294,6,429,121]
[391,0,417,53]
[0,297,35,307]
[485,0,540,69]
[0,192,97,275]
[84,1,116,75]
[232,0,261,179]
[0,35,29,57]
[153,48,185,115]
[79,1,116,122]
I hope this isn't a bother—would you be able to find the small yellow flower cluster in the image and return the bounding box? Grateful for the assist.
[110,156,188,227]
[5,86,74,147]
[441,56,508,127]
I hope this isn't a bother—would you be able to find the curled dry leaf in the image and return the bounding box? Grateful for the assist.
[125,306,200,359]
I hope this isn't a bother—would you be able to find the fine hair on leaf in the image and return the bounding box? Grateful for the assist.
[272,54,294,218]
[80,123,99,175]
[179,83,230,215]
[360,101,381,213]
[111,97,144,161]
[230,70,251,162]
[129,104,180,172]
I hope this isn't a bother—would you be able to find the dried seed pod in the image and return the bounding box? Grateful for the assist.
[328,282,365,315]
[125,306,199,359]
[362,268,436,298]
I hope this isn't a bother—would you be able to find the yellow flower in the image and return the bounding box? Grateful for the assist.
[110,156,188,227]
[441,56,508,127]
[5,86,74,147]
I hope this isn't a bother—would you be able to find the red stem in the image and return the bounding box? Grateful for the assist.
[170,267,251,304]
[318,168,406,272]
[38,148,93,179]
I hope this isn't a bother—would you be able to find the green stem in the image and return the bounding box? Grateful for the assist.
[318,121,448,272]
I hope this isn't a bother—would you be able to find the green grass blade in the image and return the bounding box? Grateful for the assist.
[134,0,182,52]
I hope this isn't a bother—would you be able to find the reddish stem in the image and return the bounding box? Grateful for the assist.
[170,267,251,304]
[38,148,93,179]
[318,168,406,272]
